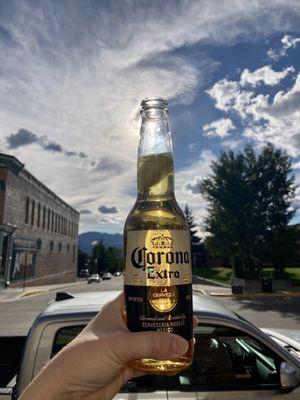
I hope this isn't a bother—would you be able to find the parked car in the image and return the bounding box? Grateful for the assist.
[114,271,122,277]
[79,269,89,278]
[1,291,300,399]
[87,274,101,284]
[102,272,112,280]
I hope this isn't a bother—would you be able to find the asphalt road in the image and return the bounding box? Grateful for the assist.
[0,277,123,336]
[0,277,300,336]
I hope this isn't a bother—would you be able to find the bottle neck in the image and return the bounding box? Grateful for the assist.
[137,109,175,200]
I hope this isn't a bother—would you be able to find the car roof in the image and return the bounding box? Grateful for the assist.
[43,290,237,320]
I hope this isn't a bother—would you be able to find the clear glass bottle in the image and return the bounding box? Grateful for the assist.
[123,97,193,374]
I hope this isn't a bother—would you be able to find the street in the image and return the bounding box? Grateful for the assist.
[0,277,300,336]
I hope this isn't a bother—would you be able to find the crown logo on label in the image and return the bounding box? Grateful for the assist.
[151,233,173,249]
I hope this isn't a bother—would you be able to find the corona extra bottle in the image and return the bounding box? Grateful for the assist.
[123,97,193,374]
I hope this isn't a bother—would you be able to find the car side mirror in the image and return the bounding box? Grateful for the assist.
[280,362,300,391]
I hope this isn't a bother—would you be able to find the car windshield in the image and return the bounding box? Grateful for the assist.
[175,324,282,391]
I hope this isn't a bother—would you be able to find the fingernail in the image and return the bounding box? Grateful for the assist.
[171,335,188,357]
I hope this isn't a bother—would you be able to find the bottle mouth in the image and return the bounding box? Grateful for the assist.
[140,97,168,113]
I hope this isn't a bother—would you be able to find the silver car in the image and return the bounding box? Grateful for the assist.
[16,291,300,399]
[87,274,101,284]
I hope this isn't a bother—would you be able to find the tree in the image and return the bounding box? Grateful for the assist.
[105,246,123,274]
[91,240,123,274]
[77,249,89,275]
[200,143,296,279]
[184,204,207,269]
[184,204,200,246]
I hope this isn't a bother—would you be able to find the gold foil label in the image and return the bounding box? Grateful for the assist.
[149,285,178,312]
[124,229,192,286]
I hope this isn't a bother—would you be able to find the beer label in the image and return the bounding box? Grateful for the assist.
[124,229,193,340]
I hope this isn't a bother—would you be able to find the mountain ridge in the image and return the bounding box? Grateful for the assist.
[79,231,123,254]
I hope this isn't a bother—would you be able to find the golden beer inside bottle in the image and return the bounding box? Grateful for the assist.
[128,339,194,374]
[124,151,193,374]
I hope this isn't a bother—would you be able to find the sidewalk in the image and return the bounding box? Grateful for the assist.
[193,284,232,296]
[193,284,300,298]
[0,280,84,302]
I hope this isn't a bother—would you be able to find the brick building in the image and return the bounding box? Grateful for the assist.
[0,153,79,287]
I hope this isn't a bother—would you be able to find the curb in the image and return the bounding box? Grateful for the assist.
[193,276,230,288]
[192,287,208,295]
[193,286,300,299]
[0,280,84,302]
[232,291,300,299]
[19,290,49,299]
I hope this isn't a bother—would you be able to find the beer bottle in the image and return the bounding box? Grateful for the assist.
[123,97,193,374]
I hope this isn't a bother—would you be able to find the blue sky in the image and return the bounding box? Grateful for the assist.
[0,0,299,234]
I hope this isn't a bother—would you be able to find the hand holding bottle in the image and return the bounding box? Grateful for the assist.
[20,293,197,400]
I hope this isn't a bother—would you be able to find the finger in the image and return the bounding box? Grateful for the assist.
[106,331,189,365]
[88,293,128,336]
[193,316,198,327]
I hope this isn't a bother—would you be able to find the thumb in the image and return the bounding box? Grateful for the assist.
[105,331,189,364]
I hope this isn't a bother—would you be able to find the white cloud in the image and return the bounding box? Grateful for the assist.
[267,34,300,61]
[0,1,300,233]
[206,79,241,112]
[282,34,300,49]
[175,150,216,235]
[240,65,294,87]
[206,78,269,120]
[293,161,300,169]
[207,65,300,156]
[203,118,235,138]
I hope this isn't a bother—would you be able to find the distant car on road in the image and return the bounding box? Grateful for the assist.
[87,274,101,284]
[102,272,112,280]
[79,269,89,278]
[114,271,122,277]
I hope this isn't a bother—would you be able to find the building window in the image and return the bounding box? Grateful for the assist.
[42,206,46,229]
[37,203,41,228]
[58,215,61,234]
[55,213,58,233]
[47,208,51,230]
[72,244,76,262]
[58,242,62,252]
[11,251,36,281]
[31,200,35,226]
[51,211,54,232]
[67,243,70,252]
[36,238,42,250]
[25,196,30,224]
[50,241,54,251]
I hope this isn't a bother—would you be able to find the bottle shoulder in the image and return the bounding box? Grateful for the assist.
[124,198,188,232]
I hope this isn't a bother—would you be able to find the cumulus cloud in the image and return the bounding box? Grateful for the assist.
[207,66,300,156]
[175,150,216,235]
[6,129,39,148]
[292,162,300,170]
[1,1,300,233]
[43,141,63,153]
[184,177,202,194]
[94,158,122,172]
[79,208,93,214]
[203,118,235,138]
[6,129,89,158]
[267,34,300,61]
[98,205,119,214]
[240,66,294,87]
[99,217,119,224]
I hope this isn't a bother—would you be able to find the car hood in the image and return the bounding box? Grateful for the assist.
[262,328,300,359]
